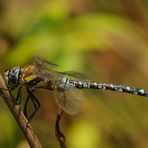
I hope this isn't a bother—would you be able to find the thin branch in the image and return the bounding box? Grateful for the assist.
[55,109,66,148]
[0,74,42,148]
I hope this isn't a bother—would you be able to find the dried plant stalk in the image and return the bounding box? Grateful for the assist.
[0,74,42,148]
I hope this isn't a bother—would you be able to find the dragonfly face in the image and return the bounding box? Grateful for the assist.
[4,66,21,90]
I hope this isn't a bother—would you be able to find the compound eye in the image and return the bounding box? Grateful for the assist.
[5,67,21,90]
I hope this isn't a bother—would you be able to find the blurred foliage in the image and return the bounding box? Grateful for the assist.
[0,0,148,147]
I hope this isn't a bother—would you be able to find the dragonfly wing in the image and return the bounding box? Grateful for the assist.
[35,56,58,67]
[61,71,87,80]
[31,59,60,82]
[54,87,83,115]
[27,56,58,68]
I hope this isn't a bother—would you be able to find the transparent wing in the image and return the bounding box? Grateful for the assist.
[30,57,60,82]
[61,71,87,80]
[35,56,58,67]
[54,87,83,115]
[24,56,58,68]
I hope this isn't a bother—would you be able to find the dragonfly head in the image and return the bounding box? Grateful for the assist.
[4,66,21,90]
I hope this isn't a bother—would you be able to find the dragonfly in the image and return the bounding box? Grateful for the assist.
[4,57,148,122]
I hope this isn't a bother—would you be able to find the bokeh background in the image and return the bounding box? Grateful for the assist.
[0,0,148,148]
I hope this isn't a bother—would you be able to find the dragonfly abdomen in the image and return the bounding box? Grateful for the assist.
[68,80,148,97]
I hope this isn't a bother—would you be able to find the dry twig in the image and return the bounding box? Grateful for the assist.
[0,74,42,148]
[55,109,66,148]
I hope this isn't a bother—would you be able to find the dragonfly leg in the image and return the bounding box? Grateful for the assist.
[25,88,40,123]
[23,94,30,119]
[55,109,66,148]
[9,86,23,105]
[15,86,23,105]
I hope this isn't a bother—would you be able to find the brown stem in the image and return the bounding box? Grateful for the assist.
[0,74,42,148]
[55,109,66,148]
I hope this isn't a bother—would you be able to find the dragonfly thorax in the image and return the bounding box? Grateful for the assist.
[4,66,21,90]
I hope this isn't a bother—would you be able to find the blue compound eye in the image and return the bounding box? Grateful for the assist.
[5,66,21,90]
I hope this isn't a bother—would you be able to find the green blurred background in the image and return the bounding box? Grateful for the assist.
[0,0,148,147]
